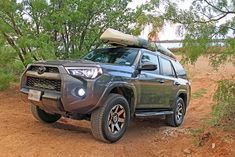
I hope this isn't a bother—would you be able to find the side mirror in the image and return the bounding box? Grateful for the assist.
[139,63,157,71]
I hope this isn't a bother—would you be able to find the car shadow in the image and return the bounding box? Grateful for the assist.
[130,116,167,128]
[50,121,92,135]
[48,116,167,137]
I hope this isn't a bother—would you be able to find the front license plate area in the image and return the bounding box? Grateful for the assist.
[28,89,42,102]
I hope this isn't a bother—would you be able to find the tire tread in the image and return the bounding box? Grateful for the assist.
[166,97,185,127]
[31,104,61,123]
[91,94,130,143]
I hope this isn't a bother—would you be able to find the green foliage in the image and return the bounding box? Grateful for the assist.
[190,128,205,147]
[165,0,235,66]
[164,0,235,130]
[192,88,207,99]
[0,72,12,91]
[0,46,24,90]
[0,0,164,90]
[12,60,25,76]
[132,0,163,36]
[0,0,163,64]
[209,79,235,129]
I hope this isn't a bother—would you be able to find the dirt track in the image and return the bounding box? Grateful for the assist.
[0,57,234,157]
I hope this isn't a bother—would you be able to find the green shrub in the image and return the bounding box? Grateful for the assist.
[192,88,207,99]
[210,79,235,129]
[0,72,13,90]
[0,46,25,91]
[12,60,25,81]
[190,128,205,147]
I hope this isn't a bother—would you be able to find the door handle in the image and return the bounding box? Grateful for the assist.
[159,79,165,84]
[174,81,180,86]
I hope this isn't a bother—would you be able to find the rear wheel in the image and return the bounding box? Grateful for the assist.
[166,97,186,127]
[31,104,61,123]
[91,94,130,143]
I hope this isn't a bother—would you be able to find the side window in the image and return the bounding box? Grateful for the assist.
[159,57,175,77]
[140,51,159,74]
[172,61,187,78]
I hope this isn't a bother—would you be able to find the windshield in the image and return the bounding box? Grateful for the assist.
[82,48,138,66]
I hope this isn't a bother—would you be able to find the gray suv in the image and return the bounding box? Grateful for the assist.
[20,47,191,143]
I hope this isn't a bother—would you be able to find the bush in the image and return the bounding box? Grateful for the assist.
[11,60,25,82]
[0,46,24,91]
[0,72,13,90]
[210,79,235,129]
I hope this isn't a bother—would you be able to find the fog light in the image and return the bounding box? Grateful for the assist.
[78,88,86,97]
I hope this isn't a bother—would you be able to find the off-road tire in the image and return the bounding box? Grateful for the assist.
[31,104,61,123]
[91,94,130,143]
[166,97,186,127]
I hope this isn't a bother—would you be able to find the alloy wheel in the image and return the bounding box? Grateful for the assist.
[176,102,184,123]
[107,104,126,134]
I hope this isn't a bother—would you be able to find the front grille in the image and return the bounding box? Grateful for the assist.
[26,77,61,92]
[29,66,59,73]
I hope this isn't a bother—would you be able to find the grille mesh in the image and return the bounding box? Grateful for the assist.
[26,77,61,92]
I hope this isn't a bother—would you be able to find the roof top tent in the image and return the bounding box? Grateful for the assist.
[100,28,176,59]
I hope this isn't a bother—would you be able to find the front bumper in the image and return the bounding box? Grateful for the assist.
[20,64,111,114]
[20,88,63,113]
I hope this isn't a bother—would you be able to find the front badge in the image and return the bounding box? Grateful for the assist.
[37,66,46,75]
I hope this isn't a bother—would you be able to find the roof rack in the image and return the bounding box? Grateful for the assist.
[100,28,176,59]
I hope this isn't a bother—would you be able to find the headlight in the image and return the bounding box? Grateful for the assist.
[65,67,103,79]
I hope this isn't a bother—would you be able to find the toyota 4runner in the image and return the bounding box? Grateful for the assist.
[20,47,191,143]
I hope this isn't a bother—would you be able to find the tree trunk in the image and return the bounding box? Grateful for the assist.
[3,33,25,66]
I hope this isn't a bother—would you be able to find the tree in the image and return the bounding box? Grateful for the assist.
[0,0,54,66]
[0,0,164,66]
[164,0,235,66]
[163,0,235,128]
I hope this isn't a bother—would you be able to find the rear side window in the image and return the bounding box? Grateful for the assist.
[172,61,187,79]
[159,57,175,77]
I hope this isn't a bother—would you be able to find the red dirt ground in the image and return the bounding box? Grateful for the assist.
[0,57,234,157]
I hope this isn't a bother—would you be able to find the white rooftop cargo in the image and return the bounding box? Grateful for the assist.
[100,28,176,59]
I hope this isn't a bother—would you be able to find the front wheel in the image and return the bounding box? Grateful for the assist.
[31,104,61,123]
[91,94,130,143]
[166,97,186,127]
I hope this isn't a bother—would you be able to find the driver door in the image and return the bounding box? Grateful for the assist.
[136,50,165,109]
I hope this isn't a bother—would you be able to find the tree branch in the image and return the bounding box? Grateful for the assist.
[164,11,230,25]
[2,32,25,66]
[194,12,230,23]
[204,0,235,14]
[6,12,23,36]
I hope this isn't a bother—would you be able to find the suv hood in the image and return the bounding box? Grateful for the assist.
[34,59,135,76]
[35,59,100,67]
